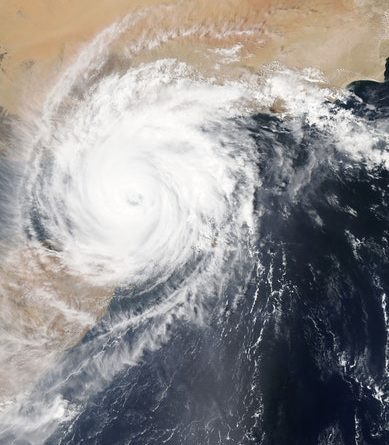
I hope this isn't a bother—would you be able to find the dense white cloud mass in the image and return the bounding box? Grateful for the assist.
[26,60,258,288]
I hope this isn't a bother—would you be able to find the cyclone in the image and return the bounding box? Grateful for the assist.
[1,3,389,445]
[0,21,263,440]
[24,61,257,289]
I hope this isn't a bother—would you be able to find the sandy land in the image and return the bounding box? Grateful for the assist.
[0,245,113,403]
[0,0,388,113]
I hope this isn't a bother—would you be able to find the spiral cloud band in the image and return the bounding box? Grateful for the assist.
[25,60,258,289]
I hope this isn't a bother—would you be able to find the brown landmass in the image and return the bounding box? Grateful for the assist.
[0,0,388,114]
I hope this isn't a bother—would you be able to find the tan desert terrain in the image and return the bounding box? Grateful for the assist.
[0,0,388,113]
